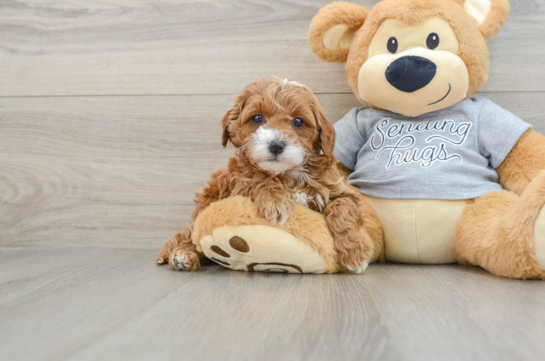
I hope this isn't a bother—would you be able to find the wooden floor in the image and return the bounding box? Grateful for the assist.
[1,1,545,360]
[1,248,545,361]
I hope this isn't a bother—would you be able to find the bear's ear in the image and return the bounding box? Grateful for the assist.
[460,0,510,41]
[309,2,368,64]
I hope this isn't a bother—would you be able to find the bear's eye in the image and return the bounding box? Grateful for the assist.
[252,115,263,124]
[387,37,398,53]
[292,118,304,128]
[427,33,440,50]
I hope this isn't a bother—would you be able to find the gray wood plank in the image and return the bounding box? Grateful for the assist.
[1,92,544,249]
[0,248,200,361]
[64,264,545,361]
[0,0,543,96]
[0,247,109,284]
[1,248,543,361]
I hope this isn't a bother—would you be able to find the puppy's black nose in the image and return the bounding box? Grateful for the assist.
[385,56,437,93]
[268,140,285,155]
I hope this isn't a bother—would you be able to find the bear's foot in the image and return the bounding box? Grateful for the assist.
[199,224,329,274]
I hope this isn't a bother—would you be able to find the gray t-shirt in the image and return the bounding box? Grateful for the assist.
[334,97,531,200]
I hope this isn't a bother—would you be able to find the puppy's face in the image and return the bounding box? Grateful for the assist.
[222,77,335,174]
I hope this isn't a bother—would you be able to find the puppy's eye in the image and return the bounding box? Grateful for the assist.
[387,37,398,53]
[292,118,304,128]
[427,33,440,50]
[252,115,263,124]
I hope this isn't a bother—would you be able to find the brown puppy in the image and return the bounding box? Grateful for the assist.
[157,76,371,273]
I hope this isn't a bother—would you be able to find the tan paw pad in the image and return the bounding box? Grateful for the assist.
[199,225,327,274]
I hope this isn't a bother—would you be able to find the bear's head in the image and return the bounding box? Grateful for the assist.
[309,0,510,117]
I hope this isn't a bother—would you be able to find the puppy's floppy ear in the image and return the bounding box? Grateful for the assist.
[319,118,336,158]
[221,109,233,147]
[309,2,368,64]
[458,0,510,41]
[221,93,247,147]
[312,105,336,158]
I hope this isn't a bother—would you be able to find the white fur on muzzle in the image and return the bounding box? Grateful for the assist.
[250,126,306,174]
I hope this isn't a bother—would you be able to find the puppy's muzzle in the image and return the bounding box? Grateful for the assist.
[268,140,285,156]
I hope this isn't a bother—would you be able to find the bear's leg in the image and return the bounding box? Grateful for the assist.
[157,225,203,271]
[455,171,545,279]
[192,196,340,273]
[192,195,385,273]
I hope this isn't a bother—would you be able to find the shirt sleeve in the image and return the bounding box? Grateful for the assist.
[333,107,366,170]
[478,99,532,169]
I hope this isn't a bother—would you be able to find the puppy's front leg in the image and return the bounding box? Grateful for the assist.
[157,168,230,271]
[157,225,202,271]
[253,186,295,225]
[324,198,371,273]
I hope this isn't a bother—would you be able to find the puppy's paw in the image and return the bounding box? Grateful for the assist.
[346,260,369,274]
[335,232,373,274]
[157,232,185,265]
[257,197,295,225]
[169,248,200,271]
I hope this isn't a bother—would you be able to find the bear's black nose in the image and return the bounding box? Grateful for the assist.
[269,140,285,155]
[385,56,437,93]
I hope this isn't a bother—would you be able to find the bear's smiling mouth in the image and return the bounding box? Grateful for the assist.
[428,84,452,106]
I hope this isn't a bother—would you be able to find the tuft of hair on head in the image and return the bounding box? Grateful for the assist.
[268,76,308,89]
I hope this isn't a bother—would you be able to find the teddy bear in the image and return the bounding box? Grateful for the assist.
[304,0,545,279]
[160,0,545,279]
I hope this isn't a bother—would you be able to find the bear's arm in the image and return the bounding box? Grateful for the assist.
[497,129,545,195]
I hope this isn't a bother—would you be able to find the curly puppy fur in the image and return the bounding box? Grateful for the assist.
[324,197,369,272]
[157,76,372,271]
[157,225,202,271]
